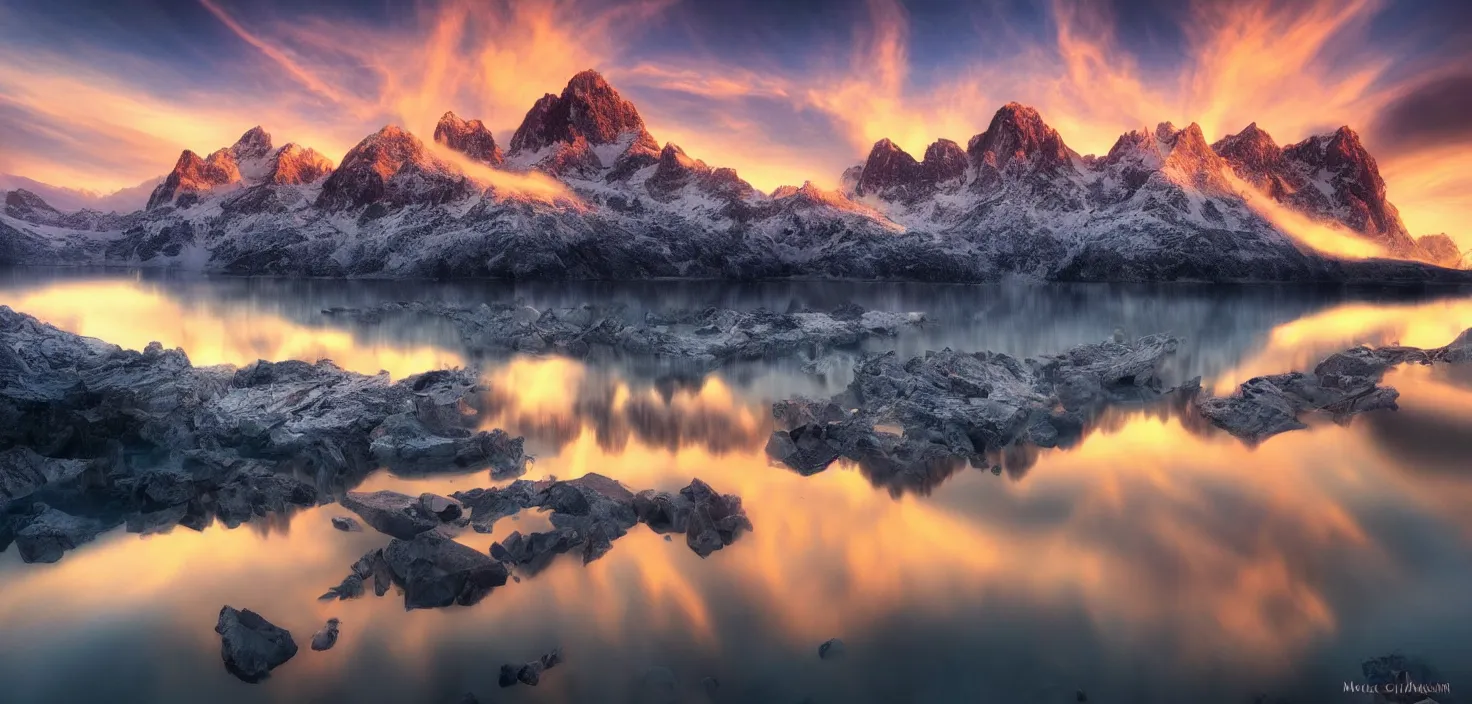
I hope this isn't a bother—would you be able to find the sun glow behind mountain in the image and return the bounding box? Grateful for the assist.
[0,0,1466,249]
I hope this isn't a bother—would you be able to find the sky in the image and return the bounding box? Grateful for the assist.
[0,0,1468,245]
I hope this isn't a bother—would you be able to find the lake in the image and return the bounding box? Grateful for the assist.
[1,268,1469,704]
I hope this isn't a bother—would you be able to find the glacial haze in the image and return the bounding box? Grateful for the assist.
[0,0,1468,249]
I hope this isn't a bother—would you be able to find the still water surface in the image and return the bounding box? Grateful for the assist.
[1,269,1470,704]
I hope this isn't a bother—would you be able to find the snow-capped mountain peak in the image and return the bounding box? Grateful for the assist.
[434,111,504,166]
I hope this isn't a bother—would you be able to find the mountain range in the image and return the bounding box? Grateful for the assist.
[0,69,1466,281]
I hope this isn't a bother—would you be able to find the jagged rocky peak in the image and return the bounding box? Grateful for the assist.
[1212,122,1287,195]
[853,137,967,202]
[854,139,920,196]
[4,189,59,219]
[316,125,467,210]
[1247,124,1416,253]
[267,144,335,185]
[1414,234,1463,268]
[967,102,1074,180]
[231,126,274,162]
[643,142,753,200]
[1159,122,1234,192]
[434,111,504,166]
[508,69,656,157]
[145,148,242,210]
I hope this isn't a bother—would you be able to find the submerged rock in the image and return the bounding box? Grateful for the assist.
[382,531,510,609]
[818,638,845,660]
[310,618,340,651]
[215,606,298,683]
[330,516,361,532]
[498,647,563,687]
[1199,330,1472,443]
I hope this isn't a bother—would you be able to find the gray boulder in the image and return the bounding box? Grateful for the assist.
[310,618,340,651]
[12,504,103,563]
[339,490,440,539]
[382,531,510,609]
[215,606,297,683]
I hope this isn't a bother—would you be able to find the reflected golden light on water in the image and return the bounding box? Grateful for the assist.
[0,280,462,379]
[3,291,1472,696]
[1212,297,1472,393]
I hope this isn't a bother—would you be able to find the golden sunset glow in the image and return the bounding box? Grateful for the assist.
[0,0,1463,250]
[0,280,462,378]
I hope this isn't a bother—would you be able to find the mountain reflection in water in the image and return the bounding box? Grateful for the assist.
[0,270,1470,704]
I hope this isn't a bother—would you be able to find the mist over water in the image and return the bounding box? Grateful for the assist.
[2,269,1470,704]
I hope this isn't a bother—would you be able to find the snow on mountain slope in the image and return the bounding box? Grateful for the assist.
[2,70,1466,284]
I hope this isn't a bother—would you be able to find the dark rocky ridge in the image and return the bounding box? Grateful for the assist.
[4,71,1470,284]
[0,306,525,563]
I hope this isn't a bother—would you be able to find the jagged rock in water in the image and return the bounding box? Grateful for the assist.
[0,447,88,511]
[489,473,639,572]
[382,530,511,609]
[310,618,340,651]
[331,516,361,532]
[0,306,526,559]
[1198,330,1471,442]
[369,413,528,477]
[631,478,752,557]
[818,638,845,660]
[766,335,1192,493]
[498,647,563,687]
[452,480,545,533]
[10,504,103,563]
[215,606,298,683]
[338,490,446,540]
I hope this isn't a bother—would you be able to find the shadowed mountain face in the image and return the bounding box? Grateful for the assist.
[2,70,1467,283]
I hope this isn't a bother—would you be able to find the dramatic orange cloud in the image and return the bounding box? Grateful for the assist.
[0,0,1465,247]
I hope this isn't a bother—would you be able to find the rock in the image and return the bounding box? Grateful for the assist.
[1076,690,1088,702]
[766,335,1192,493]
[702,676,720,697]
[452,479,543,533]
[339,490,440,539]
[215,606,297,683]
[12,504,103,563]
[818,638,845,660]
[0,307,527,556]
[310,618,340,651]
[632,478,752,558]
[418,492,463,522]
[498,647,563,687]
[331,516,361,532]
[1199,330,1471,442]
[382,530,510,609]
[0,448,88,510]
[640,666,678,704]
[319,573,364,601]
